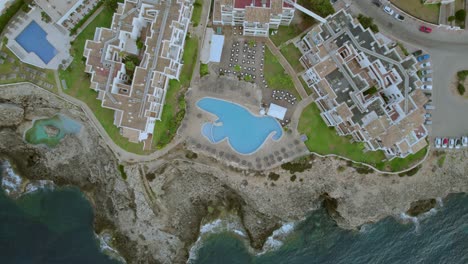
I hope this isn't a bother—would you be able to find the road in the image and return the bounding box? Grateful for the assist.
[350,1,468,138]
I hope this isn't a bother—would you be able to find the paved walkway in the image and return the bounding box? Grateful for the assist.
[189,0,212,87]
[265,38,308,99]
[71,5,105,40]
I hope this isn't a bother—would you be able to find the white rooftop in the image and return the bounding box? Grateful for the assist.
[209,34,224,63]
[267,103,287,120]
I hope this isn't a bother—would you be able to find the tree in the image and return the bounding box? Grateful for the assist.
[357,14,379,33]
[104,0,119,11]
[125,60,136,72]
[455,9,466,22]
[448,16,456,22]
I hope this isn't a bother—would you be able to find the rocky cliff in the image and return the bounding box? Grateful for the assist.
[0,83,467,264]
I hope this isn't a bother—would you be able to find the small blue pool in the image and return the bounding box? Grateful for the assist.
[15,21,57,64]
[197,97,283,155]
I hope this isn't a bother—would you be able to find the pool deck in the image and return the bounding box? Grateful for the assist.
[179,75,309,171]
[4,7,71,70]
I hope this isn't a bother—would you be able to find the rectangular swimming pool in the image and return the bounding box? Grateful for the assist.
[15,21,57,64]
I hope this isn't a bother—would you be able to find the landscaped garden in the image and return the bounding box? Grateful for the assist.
[152,36,198,149]
[0,46,57,92]
[298,103,427,172]
[264,46,300,98]
[391,0,440,24]
[270,0,335,47]
[280,43,305,72]
[192,0,203,27]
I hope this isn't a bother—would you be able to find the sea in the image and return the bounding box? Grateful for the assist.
[0,161,120,264]
[1,158,467,264]
[192,193,468,264]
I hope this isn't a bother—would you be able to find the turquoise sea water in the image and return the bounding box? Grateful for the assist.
[198,97,283,154]
[0,175,119,263]
[194,193,468,264]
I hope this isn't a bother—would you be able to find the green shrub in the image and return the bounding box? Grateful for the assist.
[118,164,127,180]
[268,172,280,181]
[281,157,312,174]
[357,14,379,33]
[457,83,465,95]
[398,165,421,177]
[455,9,466,22]
[200,63,209,77]
[457,70,468,81]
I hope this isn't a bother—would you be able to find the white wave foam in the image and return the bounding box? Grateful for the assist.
[436,197,444,207]
[258,222,295,254]
[96,233,126,263]
[1,160,22,196]
[398,213,420,232]
[24,180,55,195]
[187,217,248,263]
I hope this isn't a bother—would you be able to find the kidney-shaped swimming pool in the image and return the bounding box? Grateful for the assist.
[197,97,283,155]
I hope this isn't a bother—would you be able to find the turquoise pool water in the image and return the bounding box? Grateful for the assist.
[25,114,82,147]
[197,98,283,155]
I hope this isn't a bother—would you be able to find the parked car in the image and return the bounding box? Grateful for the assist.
[425,113,432,119]
[425,120,432,125]
[420,62,431,68]
[449,138,455,149]
[424,104,435,110]
[417,54,430,62]
[422,70,433,75]
[372,0,381,7]
[455,138,462,149]
[420,26,432,33]
[394,13,405,21]
[422,77,433,82]
[463,136,468,147]
[435,137,442,148]
[384,6,394,15]
[442,138,449,148]
[422,85,432,90]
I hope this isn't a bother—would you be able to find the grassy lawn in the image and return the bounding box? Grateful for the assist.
[0,47,57,92]
[151,36,198,148]
[391,0,440,24]
[280,43,305,72]
[269,0,334,46]
[264,46,299,98]
[192,0,203,26]
[298,103,427,172]
[270,25,308,47]
[59,8,149,154]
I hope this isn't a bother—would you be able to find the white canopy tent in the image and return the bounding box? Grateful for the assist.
[267,103,287,120]
[208,34,225,63]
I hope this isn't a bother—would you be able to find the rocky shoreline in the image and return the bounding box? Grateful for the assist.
[0,84,467,263]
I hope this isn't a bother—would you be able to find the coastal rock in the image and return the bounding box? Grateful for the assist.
[44,125,60,138]
[0,83,467,264]
[406,199,437,217]
[0,103,24,127]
